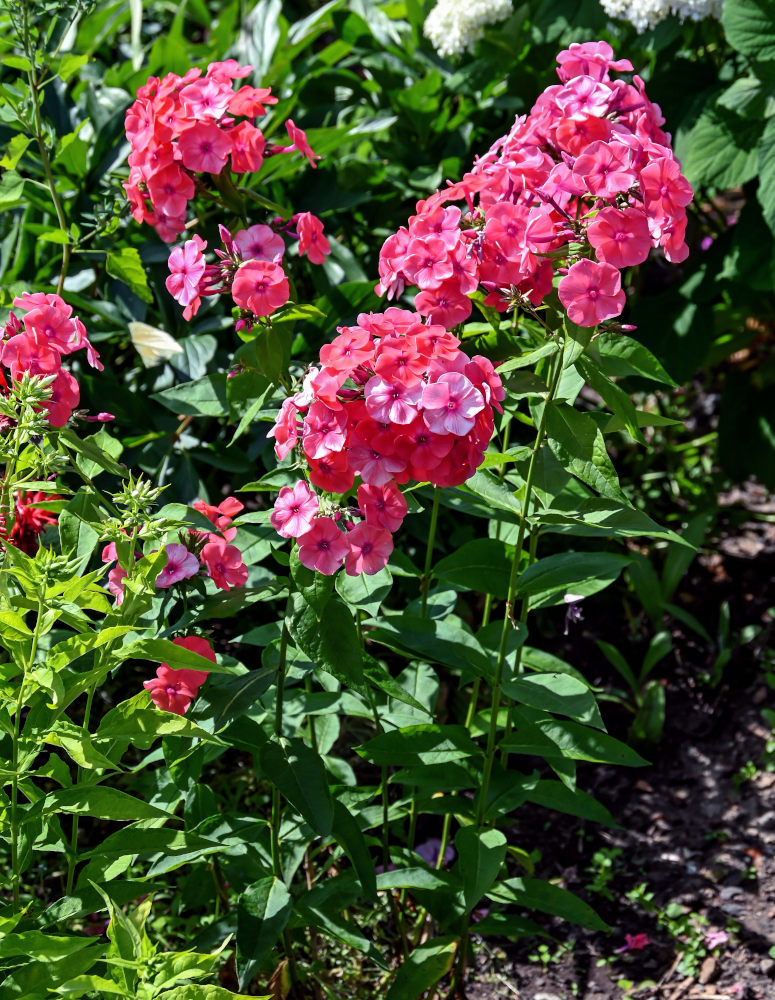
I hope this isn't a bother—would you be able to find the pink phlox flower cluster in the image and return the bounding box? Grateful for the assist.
[143,635,215,715]
[124,60,319,241]
[1,293,102,426]
[165,215,329,324]
[101,496,248,601]
[376,40,692,328]
[268,307,504,575]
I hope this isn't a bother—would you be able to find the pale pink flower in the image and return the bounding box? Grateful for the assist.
[422,372,485,436]
[166,236,207,317]
[233,224,284,263]
[365,375,422,425]
[270,481,319,538]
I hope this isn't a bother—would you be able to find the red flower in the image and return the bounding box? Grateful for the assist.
[0,490,60,555]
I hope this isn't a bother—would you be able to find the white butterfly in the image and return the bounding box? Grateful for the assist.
[129,321,184,367]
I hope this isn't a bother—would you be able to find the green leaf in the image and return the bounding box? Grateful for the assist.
[454,827,507,910]
[356,725,481,767]
[331,800,378,901]
[236,877,292,990]
[593,333,677,386]
[106,248,153,303]
[545,403,626,501]
[384,936,457,1000]
[433,539,512,599]
[0,930,96,961]
[684,106,762,189]
[366,613,491,679]
[58,428,127,477]
[514,551,631,608]
[0,169,25,207]
[757,116,775,237]
[0,135,31,170]
[286,592,363,687]
[336,565,393,613]
[502,708,648,766]
[31,786,170,823]
[259,737,334,836]
[489,877,610,931]
[153,374,229,417]
[723,0,775,60]
[526,780,616,825]
[119,637,232,673]
[502,673,603,728]
[576,356,645,445]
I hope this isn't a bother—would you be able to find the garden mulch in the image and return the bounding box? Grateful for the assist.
[466,482,775,1000]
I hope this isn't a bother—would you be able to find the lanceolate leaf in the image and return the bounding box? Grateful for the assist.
[454,827,507,909]
[259,737,334,836]
[384,936,458,1000]
[545,403,627,502]
[236,876,292,990]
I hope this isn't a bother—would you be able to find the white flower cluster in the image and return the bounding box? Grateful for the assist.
[423,0,513,59]
[600,0,723,32]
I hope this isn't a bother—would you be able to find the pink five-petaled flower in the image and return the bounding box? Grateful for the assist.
[297,516,349,575]
[365,375,422,425]
[156,542,200,588]
[344,522,393,576]
[705,930,729,950]
[200,535,248,590]
[270,481,319,538]
[143,635,216,715]
[558,259,625,327]
[296,212,331,265]
[358,482,407,533]
[233,224,285,263]
[615,933,650,954]
[193,496,244,542]
[588,206,652,269]
[231,260,289,317]
[422,373,485,436]
[177,121,233,174]
[166,236,207,320]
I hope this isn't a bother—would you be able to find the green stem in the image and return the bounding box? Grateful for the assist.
[270,614,290,880]
[420,487,440,615]
[10,593,44,910]
[24,37,71,295]
[65,680,97,896]
[449,340,565,997]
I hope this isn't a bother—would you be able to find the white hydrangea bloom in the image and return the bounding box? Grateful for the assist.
[424,0,514,59]
[600,0,723,33]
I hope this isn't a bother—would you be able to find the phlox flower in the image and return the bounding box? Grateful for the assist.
[0,490,60,555]
[177,121,233,174]
[233,224,284,263]
[270,481,319,538]
[146,163,194,219]
[45,369,81,427]
[143,636,215,715]
[193,496,244,541]
[296,212,331,265]
[344,522,393,576]
[297,517,349,575]
[308,451,355,494]
[374,338,428,387]
[404,236,455,290]
[228,84,277,117]
[365,376,422,425]
[640,156,694,219]
[200,535,248,590]
[415,281,473,328]
[615,932,650,953]
[558,259,625,327]
[588,206,652,268]
[143,666,198,714]
[358,482,407,533]
[229,121,266,173]
[347,429,407,487]
[231,260,289,317]
[319,327,374,371]
[573,140,635,198]
[302,401,348,459]
[269,398,300,460]
[422,372,485,436]
[156,542,200,588]
[285,120,319,167]
[166,236,207,319]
